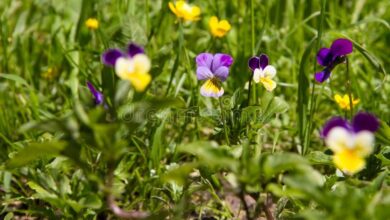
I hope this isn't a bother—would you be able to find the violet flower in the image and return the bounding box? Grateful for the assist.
[196,53,233,97]
[315,38,353,83]
[87,81,104,105]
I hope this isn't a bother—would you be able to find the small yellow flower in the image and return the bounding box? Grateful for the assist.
[168,1,201,21]
[85,18,99,30]
[209,16,231,38]
[41,68,57,80]
[334,94,359,110]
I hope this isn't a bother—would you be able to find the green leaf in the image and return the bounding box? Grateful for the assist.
[306,151,333,165]
[0,73,29,86]
[7,141,67,168]
[162,163,198,186]
[376,122,390,146]
[262,152,310,179]
[177,141,238,171]
[79,193,102,209]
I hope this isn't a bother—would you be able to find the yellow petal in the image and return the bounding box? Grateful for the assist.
[128,73,152,92]
[334,94,343,103]
[333,149,366,175]
[168,2,178,15]
[260,77,276,92]
[200,79,224,97]
[189,6,201,20]
[219,20,231,31]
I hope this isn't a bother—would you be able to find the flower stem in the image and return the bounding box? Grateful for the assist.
[247,0,255,106]
[219,98,230,145]
[345,58,354,119]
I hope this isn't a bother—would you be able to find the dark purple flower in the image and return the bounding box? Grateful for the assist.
[321,112,379,138]
[101,43,145,66]
[315,38,353,83]
[87,81,104,105]
[196,53,233,97]
[248,54,269,71]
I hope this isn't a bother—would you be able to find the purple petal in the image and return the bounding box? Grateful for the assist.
[87,82,104,105]
[196,53,213,68]
[259,54,269,69]
[248,56,260,71]
[352,112,379,133]
[211,53,233,72]
[316,48,332,66]
[196,66,213,80]
[314,69,332,83]
[321,117,350,138]
[102,49,124,66]
[330,38,353,60]
[127,43,144,57]
[213,66,229,82]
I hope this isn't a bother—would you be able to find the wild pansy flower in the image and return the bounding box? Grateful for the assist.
[168,1,201,21]
[209,16,231,38]
[85,18,99,30]
[248,54,277,92]
[196,53,233,97]
[87,81,104,105]
[334,94,359,110]
[315,38,353,83]
[322,112,379,175]
[102,43,151,92]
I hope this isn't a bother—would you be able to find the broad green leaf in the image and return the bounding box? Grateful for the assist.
[177,141,238,171]
[262,152,310,179]
[7,141,67,168]
[79,193,102,209]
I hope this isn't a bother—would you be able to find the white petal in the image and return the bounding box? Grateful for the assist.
[132,54,151,74]
[253,68,262,83]
[325,127,351,153]
[354,131,375,156]
[115,57,134,79]
[263,65,276,78]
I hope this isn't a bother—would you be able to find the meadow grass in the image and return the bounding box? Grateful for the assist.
[0,0,390,219]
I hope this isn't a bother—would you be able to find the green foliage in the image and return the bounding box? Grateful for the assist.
[0,0,390,219]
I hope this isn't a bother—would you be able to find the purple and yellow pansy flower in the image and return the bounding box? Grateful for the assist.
[248,54,277,92]
[196,53,233,97]
[315,38,353,83]
[102,43,151,92]
[322,112,379,175]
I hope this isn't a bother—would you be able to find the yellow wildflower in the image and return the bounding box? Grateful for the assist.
[41,68,57,80]
[85,18,99,30]
[209,16,231,38]
[334,94,359,110]
[168,1,201,21]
